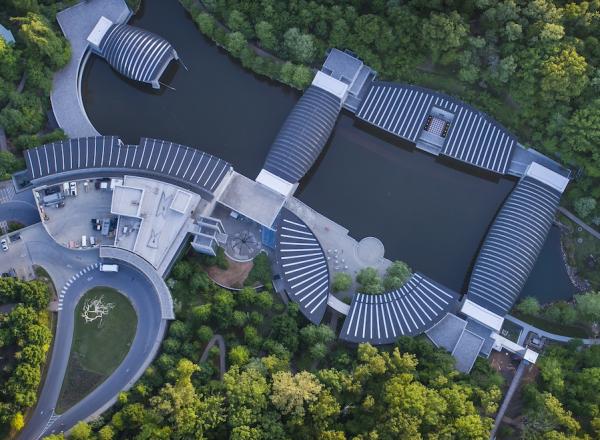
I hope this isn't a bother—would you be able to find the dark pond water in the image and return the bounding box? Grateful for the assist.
[82,0,576,302]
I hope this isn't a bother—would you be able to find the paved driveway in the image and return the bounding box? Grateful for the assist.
[19,266,164,439]
[0,223,166,439]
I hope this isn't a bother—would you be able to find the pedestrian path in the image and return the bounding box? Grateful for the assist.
[58,262,100,311]
[0,185,15,203]
[557,206,600,240]
[505,314,599,346]
[42,411,60,433]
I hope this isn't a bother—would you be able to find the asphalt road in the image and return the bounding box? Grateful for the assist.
[0,223,166,439]
[0,184,39,228]
[0,200,39,227]
[19,266,164,439]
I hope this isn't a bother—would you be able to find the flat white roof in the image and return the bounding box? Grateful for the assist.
[526,162,569,193]
[461,299,504,332]
[170,190,192,214]
[256,169,296,197]
[220,172,286,228]
[312,71,349,101]
[524,348,539,363]
[111,185,143,218]
[114,176,201,269]
[87,16,113,48]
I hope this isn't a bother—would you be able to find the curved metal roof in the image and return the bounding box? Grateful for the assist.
[98,24,176,85]
[274,208,330,324]
[467,176,561,315]
[356,82,516,174]
[263,86,341,183]
[24,136,231,197]
[340,273,459,344]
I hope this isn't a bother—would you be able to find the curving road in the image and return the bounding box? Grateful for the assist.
[19,266,165,439]
[0,187,40,228]
[0,224,167,439]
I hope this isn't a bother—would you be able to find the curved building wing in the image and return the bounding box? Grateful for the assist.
[273,208,330,324]
[340,273,459,344]
[98,24,177,87]
[25,136,231,198]
[357,82,516,174]
[263,86,341,184]
[467,176,561,315]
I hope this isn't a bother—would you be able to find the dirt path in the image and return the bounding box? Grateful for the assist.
[206,258,253,289]
[199,334,226,380]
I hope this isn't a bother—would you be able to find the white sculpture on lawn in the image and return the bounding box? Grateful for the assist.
[81,296,115,325]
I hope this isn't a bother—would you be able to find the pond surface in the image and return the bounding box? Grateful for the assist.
[82,0,576,301]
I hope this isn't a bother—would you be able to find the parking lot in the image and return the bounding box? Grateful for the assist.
[0,229,35,281]
[40,180,115,248]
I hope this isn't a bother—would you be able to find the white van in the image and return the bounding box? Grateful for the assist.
[100,264,119,272]
[89,236,96,246]
[81,235,87,248]
[63,182,70,195]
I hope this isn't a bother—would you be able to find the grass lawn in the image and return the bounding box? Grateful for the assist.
[56,287,137,413]
[511,311,589,339]
[500,320,523,343]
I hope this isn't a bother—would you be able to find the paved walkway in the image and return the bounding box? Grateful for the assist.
[490,360,528,439]
[199,335,226,380]
[557,206,600,240]
[505,314,599,346]
[52,0,131,137]
[286,197,391,308]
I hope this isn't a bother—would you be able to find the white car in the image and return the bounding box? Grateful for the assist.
[69,181,77,196]
[1,239,8,252]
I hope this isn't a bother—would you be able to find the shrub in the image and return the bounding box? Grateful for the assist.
[574,197,597,219]
[229,345,250,366]
[200,247,229,270]
[332,272,352,293]
[255,291,273,310]
[516,297,541,316]
[543,302,577,325]
[244,325,262,349]
[162,338,181,354]
[356,267,384,294]
[383,261,412,290]
[12,128,66,151]
[245,253,272,286]
[232,310,248,327]
[575,291,600,325]
[191,304,212,325]
[197,325,213,344]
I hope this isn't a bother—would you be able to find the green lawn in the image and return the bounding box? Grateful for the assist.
[511,311,589,339]
[57,287,137,413]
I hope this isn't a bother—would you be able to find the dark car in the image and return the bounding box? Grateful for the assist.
[44,185,61,195]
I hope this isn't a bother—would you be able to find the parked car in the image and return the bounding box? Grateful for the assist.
[1,239,8,251]
[69,181,78,196]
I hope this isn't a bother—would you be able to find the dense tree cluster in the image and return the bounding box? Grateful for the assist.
[521,342,600,439]
[0,277,51,435]
[0,0,68,174]
[178,0,600,218]
[516,292,600,336]
[62,252,501,439]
